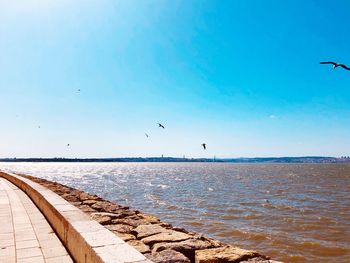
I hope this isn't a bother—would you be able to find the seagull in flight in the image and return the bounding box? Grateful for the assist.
[158,123,165,129]
[320,61,350,71]
[201,143,206,150]
[145,133,150,138]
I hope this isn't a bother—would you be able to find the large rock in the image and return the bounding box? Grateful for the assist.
[142,230,192,246]
[146,249,190,263]
[105,224,134,234]
[172,226,189,233]
[112,218,151,227]
[240,257,281,263]
[78,205,97,213]
[152,239,215,262]
[69,201,82,206]
[138,213,161,224]
[91,201,120,212]
[114,210,137,218]
[79,192,100,201]
[61,193,80,202]
[91,212,123,219]
[135,224,168,239]
[90,213,113,225]
[127,240,151,254]
[82,199,98,205]
[113,232,136,242]
[153,238,214,253]
[195,246,264,263]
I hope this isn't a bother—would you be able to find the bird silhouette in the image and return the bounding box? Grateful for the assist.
[38,125,41,129]
[158,123,165,129]
[145,133,150,138]
[320,61,350,71]
[202,143,206,150]
[78,89,81,92]
[67,144,70,147]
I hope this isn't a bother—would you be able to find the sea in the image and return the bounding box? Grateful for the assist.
[1,162,349,262]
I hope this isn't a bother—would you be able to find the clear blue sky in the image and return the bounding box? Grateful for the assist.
[1,0,349,158]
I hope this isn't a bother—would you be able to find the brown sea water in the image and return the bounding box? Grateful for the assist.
[1,162,349,262]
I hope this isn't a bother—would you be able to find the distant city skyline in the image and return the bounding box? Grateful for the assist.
[1,0,350,158]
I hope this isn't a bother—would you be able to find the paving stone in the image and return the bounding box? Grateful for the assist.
[42,246,69,259]
[16,239,40,249]
[17,247,42,259]
[17,255,45,263]
[0,245,15,259]
[45,255,74,263]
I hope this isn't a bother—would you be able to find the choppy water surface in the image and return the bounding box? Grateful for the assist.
[1,162,349,262]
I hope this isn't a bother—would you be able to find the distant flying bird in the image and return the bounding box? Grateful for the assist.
[201,143,206,150]
[78,89,81,92]
[158,123,165,129]
[145,133,150,138]
[320,61,350,71]
[67,144,70,147]
[38,126,41,129]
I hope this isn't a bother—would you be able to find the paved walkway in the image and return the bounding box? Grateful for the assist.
[0,178,73,263]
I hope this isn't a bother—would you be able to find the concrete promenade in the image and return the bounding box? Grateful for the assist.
[0,172,152,263]
[0,177,73,263]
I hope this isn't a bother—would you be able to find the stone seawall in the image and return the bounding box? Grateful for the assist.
[18,173,280,263]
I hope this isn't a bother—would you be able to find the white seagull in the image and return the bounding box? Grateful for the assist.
[320,61,350,71]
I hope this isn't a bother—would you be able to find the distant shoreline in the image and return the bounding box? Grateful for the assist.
[1,156,350,163]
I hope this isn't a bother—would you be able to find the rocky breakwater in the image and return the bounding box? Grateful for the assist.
[19,174,280,263]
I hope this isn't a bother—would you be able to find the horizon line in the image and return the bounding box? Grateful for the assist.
[1,156,348,160]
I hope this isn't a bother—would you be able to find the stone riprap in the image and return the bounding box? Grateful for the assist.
[17,173,281,263]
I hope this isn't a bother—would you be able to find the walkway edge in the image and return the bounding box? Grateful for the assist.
[0,172,152,263]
